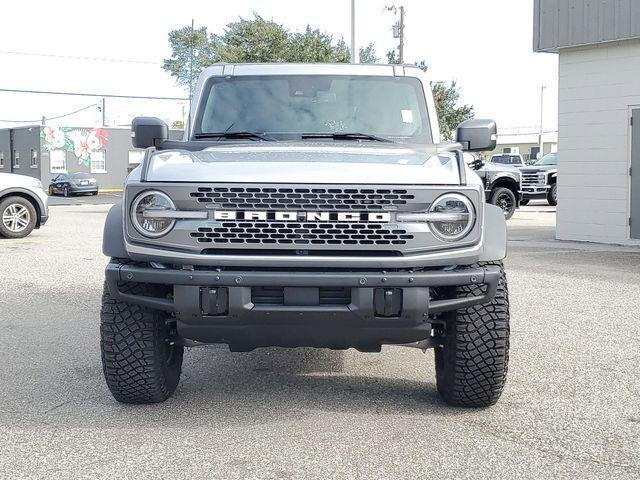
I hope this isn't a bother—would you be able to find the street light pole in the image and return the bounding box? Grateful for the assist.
[538,85,546,158]
[351,0,356,63]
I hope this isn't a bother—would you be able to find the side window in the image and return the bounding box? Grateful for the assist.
[50,150,67,174]
[90,150,107,174]
[13,150,19,168]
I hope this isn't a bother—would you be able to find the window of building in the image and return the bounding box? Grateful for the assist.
[128,150,144,165]
[30,149,38,168]
[0,152,4,169]
[90,150,107,173]
[13,151,19,168]
[50,150,67,173]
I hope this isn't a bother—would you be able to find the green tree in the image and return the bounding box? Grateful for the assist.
[163,16,473,140]
[431,81,474,140]
[162,26,217,92]
[163,15,352,94]
[359,43,379,64]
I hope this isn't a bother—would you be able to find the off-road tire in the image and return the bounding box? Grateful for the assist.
[100,281,183,404]
[490,187,517,220]
[434,261,510,407]
[547,184,557,206]
[0,196,37,239]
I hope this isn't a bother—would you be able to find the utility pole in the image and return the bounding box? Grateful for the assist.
[351,0,356,63]
[189,18,195,101]
[398,5,405,63]
[101,98,106,127]
[388,5,405,63]
[188,18,195,137]
[538,85,546,159]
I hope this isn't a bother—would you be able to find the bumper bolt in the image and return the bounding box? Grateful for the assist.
[409,277,414,283]
[470,275,478,283]
[359,278,367,285]
[235,276,242,284]
[382,277,387,283]
[126,273,133,280]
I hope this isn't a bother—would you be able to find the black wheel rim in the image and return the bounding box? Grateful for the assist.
[496,194,514,216]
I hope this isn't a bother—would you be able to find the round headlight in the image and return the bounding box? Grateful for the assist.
[131,191,176,238]
[428,193,475,241]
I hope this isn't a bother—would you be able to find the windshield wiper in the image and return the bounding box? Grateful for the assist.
[194,131,276,141]
[300,132,392,142]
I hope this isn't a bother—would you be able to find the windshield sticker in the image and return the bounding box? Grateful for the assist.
[401,110,414,124]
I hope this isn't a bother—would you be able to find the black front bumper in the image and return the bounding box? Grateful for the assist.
[520,186,550,200]
[105,262,501,351]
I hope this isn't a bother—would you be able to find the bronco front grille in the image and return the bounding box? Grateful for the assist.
[189,186,415,211]
[189,222,414,246]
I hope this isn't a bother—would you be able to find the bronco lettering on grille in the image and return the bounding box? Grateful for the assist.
[213,210,391,222]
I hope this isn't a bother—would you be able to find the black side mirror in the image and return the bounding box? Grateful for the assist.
[131,117,168,149]
[456,119,497,152]
[472,158,485,170]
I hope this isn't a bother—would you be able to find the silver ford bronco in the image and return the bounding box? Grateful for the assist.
[101,63,510,407]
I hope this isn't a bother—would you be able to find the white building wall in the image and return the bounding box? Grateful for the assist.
[557,38,640,245]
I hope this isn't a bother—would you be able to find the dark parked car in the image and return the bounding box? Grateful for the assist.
[520,152,558,206]
[48,172,98,197]
[464,153,521,220]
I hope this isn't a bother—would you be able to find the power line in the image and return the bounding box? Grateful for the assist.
[0,50,162,65]
[0,103,97,123]
[0,88,187,101]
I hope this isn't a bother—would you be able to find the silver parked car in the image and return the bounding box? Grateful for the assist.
[0,173,49,238]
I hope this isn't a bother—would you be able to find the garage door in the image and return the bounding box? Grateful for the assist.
[633,109,640,239]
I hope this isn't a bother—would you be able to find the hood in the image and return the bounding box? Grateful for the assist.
[521,165,557,173]
[143,141,462,185]
[482,162,521,173]
[0,172,42,189]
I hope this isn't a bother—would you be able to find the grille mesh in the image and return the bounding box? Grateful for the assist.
[189,186,415,211]
[190,222,414,246]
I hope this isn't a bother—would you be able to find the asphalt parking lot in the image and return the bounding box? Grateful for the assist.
[1,202,639,479]
[46,192,123,206]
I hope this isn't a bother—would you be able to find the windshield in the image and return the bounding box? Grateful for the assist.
[535,153,557,166]
[491,155,522,165]
[194,75,432,143]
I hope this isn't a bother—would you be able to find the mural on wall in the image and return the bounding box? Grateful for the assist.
[41,126,109,167]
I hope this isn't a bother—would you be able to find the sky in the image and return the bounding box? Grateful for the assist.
[0,0,558,134]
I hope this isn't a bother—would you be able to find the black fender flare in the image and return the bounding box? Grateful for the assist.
[103,202,128,259]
